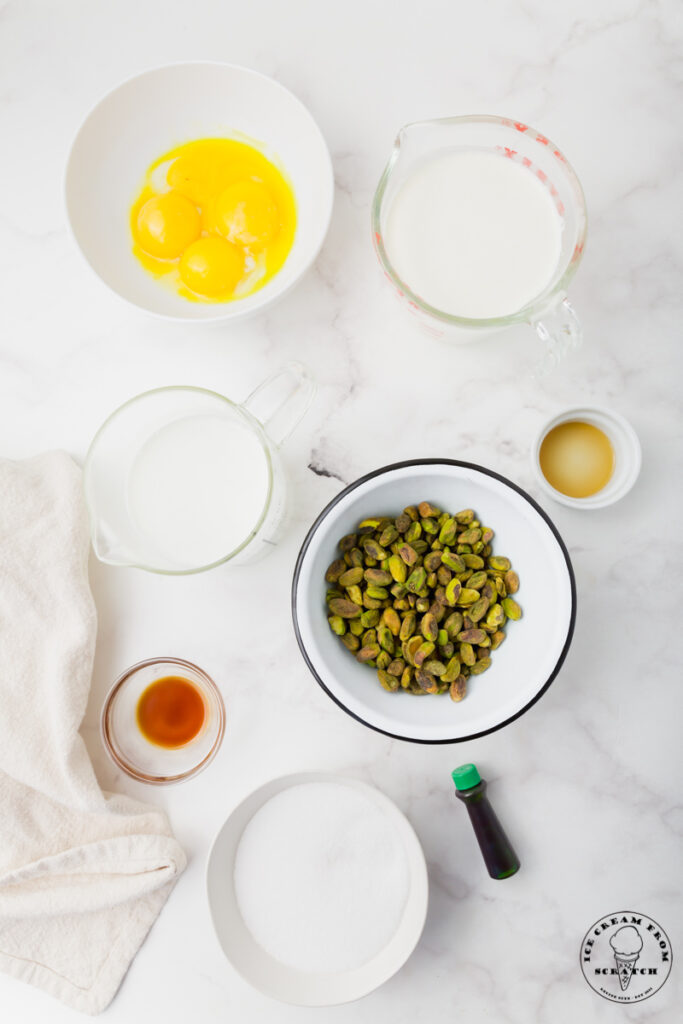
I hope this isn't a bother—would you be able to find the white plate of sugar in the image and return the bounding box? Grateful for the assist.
[206,772,428,1004]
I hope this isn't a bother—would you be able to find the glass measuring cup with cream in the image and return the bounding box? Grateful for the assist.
[372,115,587,372]
[84,362,314,573]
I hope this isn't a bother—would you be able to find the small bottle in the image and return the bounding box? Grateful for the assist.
[452,764,520,879]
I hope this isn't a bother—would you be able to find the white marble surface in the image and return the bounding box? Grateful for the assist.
[1,1,681,1021]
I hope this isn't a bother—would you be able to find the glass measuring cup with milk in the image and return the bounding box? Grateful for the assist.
[372,115,587,372]
[84,362,314,574]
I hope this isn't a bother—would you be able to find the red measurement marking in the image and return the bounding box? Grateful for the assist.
[553,149,566,162]
[503,146,517,158]
[537,169,547,183]
[375,232,382,245]
[514,122,529,133]
[522,156,531,168]
[537,134,549,146]
[550,185,558,197]
[557,201,565,216]
[408,300,418,310]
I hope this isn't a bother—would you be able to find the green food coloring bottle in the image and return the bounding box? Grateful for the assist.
[452,764,520,879]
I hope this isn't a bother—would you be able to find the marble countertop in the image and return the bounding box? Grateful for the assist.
[1,1,680,1021]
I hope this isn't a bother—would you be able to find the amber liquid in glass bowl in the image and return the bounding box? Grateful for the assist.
[136,675,206,748]
[101,657,225,784]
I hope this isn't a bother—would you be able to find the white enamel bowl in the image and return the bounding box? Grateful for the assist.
[292,459,576,743]
[64,62,334,321]
[206,772,428,1005]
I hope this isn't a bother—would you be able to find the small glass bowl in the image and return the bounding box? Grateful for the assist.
[101,657,226,784]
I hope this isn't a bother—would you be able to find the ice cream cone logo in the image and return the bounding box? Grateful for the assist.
[610,926,643,991]
[580,911,672,1003]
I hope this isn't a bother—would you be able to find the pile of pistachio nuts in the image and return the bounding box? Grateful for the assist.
[325,503,522,701]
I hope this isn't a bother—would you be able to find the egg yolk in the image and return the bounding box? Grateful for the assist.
[179,237,244,298]
[167,154,217,207]
[135,192,201,259]
[214,180,280,249]
[131,137,296,303]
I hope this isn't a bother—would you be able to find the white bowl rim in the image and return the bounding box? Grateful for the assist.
[63,60,335,323]
[291,458,576,744]
[205,770,429,1005]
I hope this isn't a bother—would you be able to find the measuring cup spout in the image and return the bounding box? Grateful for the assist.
[89,519,134,568]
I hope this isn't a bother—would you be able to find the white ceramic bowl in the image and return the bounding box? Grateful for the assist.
[292,459,575,743]
[206,772,428,1005]
[532,405,642,509]
[64,62,334,321]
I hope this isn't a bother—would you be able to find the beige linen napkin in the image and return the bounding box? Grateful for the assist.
[0,452,186,1014]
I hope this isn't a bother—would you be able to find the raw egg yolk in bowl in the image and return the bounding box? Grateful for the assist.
[130,137,296,302]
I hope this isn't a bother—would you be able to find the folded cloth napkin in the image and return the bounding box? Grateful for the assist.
[0,452,186,1014]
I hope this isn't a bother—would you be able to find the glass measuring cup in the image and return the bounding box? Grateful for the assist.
[372,115,587,372]
[84,362,314,574]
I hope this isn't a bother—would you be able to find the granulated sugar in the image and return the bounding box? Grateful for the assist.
[233,782,410,973]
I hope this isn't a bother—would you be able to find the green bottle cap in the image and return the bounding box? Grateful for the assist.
[452,763,481,791]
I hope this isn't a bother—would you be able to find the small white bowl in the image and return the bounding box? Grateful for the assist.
[532,406,641,510]
[206,772,428,1005]
[64,62,334,321]
[292,459,575,743]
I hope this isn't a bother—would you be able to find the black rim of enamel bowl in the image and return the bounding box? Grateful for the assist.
[291,458,577,744]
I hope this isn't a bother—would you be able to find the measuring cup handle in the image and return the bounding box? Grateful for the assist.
[532,296,582,376]
[242,361,316,447]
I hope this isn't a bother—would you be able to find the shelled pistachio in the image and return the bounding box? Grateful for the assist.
[324,504,522,701]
